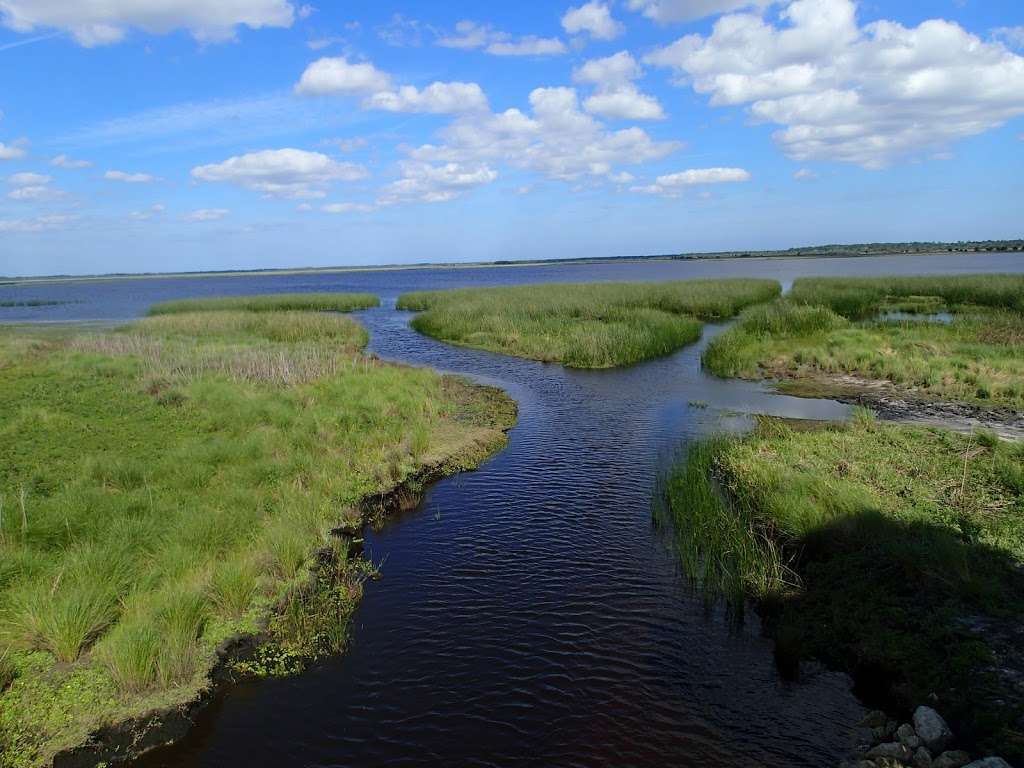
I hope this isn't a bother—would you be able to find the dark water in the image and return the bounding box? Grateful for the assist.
[11,253,1021,767]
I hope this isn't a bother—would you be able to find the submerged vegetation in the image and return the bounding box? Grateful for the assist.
[665,416,1024,759]
[398,278,781,368]
[705,275,1024,408]
[148,292,380,315]
[0,295,514,767]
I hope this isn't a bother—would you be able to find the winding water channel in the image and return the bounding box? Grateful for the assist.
[6,253,1022,767]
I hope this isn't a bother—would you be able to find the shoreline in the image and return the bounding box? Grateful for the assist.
[3,249,1020,288]
[50,378,517,768]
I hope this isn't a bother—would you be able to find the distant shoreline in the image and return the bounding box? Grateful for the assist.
[3,241,1021,287]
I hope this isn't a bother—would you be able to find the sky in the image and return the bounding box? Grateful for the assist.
[0,0,1022,276]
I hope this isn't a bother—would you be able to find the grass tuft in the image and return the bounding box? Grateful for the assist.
[398,278,781,368]
[148,292,379,316]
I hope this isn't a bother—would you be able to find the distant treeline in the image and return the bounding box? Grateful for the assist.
[676,240,1024,260]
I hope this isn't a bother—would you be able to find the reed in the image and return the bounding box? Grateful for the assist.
[148,292,379,316]
[398,278,781,368]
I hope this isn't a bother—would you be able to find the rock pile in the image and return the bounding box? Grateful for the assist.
[840,706,1013,768]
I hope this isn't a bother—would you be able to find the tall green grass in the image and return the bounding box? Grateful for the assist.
[148,292,379,316]
[789,274,1024,319]
[704,283,1024,407]
[665,418,1024,758]
[398,278,781,368]
[0,303,513,766]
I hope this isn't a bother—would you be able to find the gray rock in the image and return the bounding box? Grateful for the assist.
[897,723,922,750]
[933,752,971,768]
[913,746,933,767]
[963,759,1012,768]
[913,706,954,753]
[867,741,913,763]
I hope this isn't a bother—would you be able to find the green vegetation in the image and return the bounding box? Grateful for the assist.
[704,275,1024,408]
[0,296,513,767]
[398,278,781,368]
[148,292,379,315]
[665,416,1024,759]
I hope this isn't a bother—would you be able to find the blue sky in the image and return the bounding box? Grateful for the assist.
[0,0,1022,276]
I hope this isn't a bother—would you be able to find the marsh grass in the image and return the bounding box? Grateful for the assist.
[148,292,379,316]
[398,278,781,368]
[666,418,1024,757]
[0,300,514,766]
[704,277,1024,407]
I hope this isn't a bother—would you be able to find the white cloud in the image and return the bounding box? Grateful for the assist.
[130,203,165,220]
[378,161,497,205]
[631,166,750,195]
[993,26,1024,50]
[375,13,431,47]
[574,51,665,120]
[105,170,157,183]
[50,153,92,169]
[8,172,50,186]
[409,86,678,182]
[608,170,635,183]
[184,208,229,222]
[488,36,567,56]
[294,57,392,96]
[363,82,488,114]
[7,171,64,201]
[191,148,368,199]
[0,0,296,46]
[296,55,487,114]
[646,0,1024,167]
[437,20,566,56]
[561,2,623,41]
[321,202,374,213]
[0,140,27,160]
[0,214,74,232]
[793,167,816,180]
[627,0,772,23]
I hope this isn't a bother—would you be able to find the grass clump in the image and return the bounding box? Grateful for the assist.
[148,292,379,316]
[0,299,514,766]
[665,418,1024,759]
[398,279,781,368]
[704,275,1024,408]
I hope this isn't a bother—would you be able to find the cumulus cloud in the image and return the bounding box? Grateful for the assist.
[645,0,1024,167]
[0,0,296,46]
[130,203,165,220]
[184,208,229,222]
[437,20,566,56]
[0,214,75,232]
[7,171,64,201]
[50,153,92,169]
[574,51,665,120]
[191,148,368,199]
[627,0,772,23]
[321,202,375,213]
[362,82,488,114]
[378,161,498,205]
[631,166,750,195]
[793,167,817,180]
[0,140,27,160]
[561,2,623,41]
[105,170,157,183]
[296,55,487,114]
[993,26,1024,50]
[294,57,392,96]
[408,86,678,182]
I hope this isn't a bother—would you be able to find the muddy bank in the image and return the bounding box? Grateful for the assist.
[48,379,516,768]
[776,374,1024,440]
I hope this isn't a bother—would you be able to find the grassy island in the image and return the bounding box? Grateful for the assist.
[397,278,781,368]
[704,275,1024,409]
[0,295,514,767]
[666,415,1024,759]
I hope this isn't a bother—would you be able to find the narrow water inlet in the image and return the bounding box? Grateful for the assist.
[136,306,862,768]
